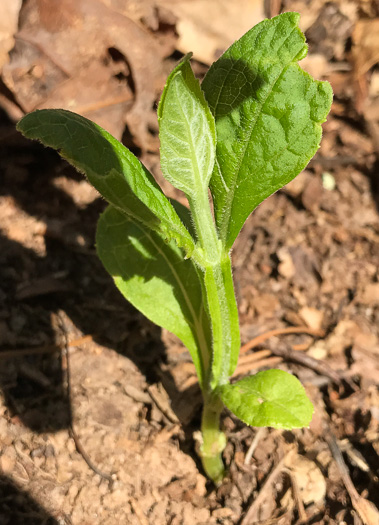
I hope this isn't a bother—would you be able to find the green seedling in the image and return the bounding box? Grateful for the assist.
[17,13,332,484]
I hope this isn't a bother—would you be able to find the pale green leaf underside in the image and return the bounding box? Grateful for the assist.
[219,369,314,429]
[16,109,195,255]
[158,55,216,196]
[202,12,333,249]
[96,206,211,388]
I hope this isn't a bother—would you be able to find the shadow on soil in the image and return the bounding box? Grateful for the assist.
[0,112,175,434]
[0,475,61,524]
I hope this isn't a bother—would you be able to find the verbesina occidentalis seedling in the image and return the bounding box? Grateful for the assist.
[17,12,332,484]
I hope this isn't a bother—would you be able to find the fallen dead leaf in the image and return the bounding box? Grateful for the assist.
[300,53,329,80]
[352,19,379,78]
[285,454,326,505]
[282,170,312,198]
[251,293,281,318]
[299,306,324,331]
[283,0,328,33]
[0,1,22,72]
[301,175,323,211]
[352,497,379,525]
[159,0,264,64]
[52,177,99,208]
[307,341,328,360]
[3,0,168,147]
[369,71,379,98]
[277,246,296,279]
[0,448,16,476]
[358,282,379,306]
[352,18,379,113]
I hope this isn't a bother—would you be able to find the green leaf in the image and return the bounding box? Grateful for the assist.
[96,205,212,388]
[219,369,314,429]
[202,12,333,250]
[158,54,216,197]
[17,109,195,256]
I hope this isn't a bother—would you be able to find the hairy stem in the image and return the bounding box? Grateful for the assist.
[188,190,240,387]
[200,396,225,484]
[188,189,240,481]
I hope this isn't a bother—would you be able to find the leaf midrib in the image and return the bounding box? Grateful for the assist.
[240,387,304,426]
[217,27,298,246]
[174,76,207,197]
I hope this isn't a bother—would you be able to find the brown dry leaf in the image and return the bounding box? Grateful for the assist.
[52,178,99,208]
[282,0,328,33]
[285,455,326,505]
[298,306,324,331]
[100,0,155,22]
[350,348,379,385]
[352,497,379,525]
[100,0,177,53]
[288,245,321,287]
[352,19,379,78]
[358,282,379,306]
[301,176,323,212]
[282,170,312,199]
[159,0,264,64]
[324,319,369,356]
[277,247,296,279]
[369,70,379,98]
[3,0,167,146]
[0,448,16,476]
[300,53,329,80]
[0,1,22,72]
[251,293,281,318]
[352,18,379,113]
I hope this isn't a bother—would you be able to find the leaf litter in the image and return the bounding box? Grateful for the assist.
[0,0,379,523]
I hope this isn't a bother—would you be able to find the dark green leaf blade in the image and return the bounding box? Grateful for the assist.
[158,55,216,196]
[202,12,333,249]
[17,109,195,255]
[219,369,313,429]
[96,205,211,388]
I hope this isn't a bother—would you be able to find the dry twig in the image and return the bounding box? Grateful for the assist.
[234,356,282,378]
[324,426,379,525]
[129,497,149,525]
[147,384,179,424]
[283,467,307,523]
[58,315,113,482]
[240,326,324,355]
[241,449,295,525]
[267,341,343,384]
[244,427,268,465]
[0,335,93,360]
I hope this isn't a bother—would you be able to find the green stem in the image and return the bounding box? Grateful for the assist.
[188,190,240,482]
[188,191,240,388]
[200,396,225,485]
[188,192,220,264]
[203,262,231,387]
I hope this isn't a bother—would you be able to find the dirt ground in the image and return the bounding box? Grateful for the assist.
[1,1,379,523]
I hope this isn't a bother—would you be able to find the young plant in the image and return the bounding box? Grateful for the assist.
[17,13,332,484]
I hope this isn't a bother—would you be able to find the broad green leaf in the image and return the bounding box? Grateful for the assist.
[158,55,216,196]
[219,369,313,429]
[202,12,333,250]
[17,109,195,256]
[96,205,212,388]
